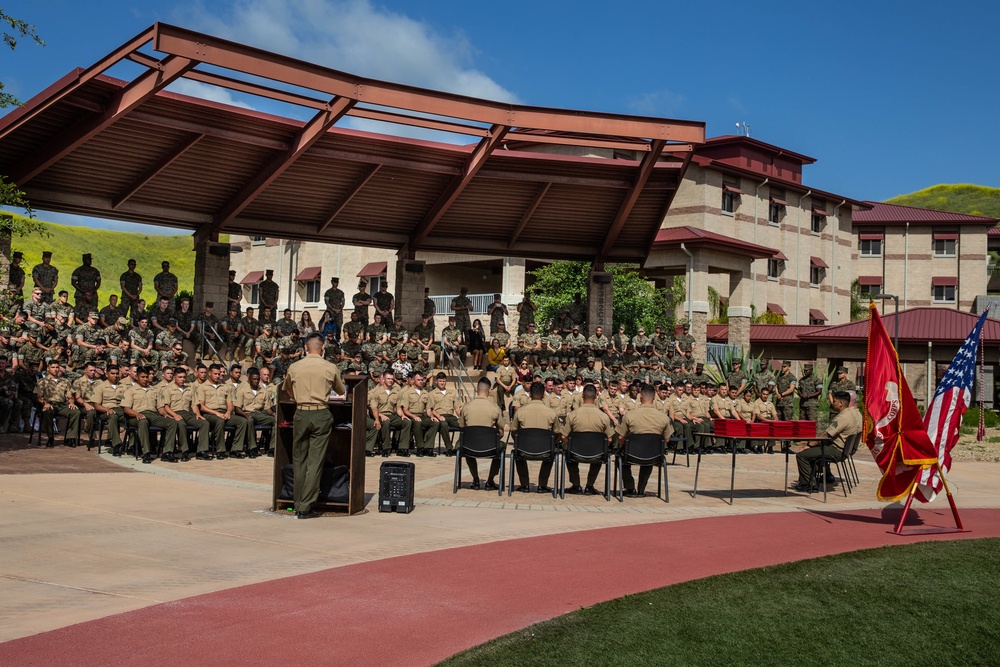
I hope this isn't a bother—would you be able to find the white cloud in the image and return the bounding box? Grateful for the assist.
[626,89,686,116]
[167,79,257,110]
[183,0,519,104]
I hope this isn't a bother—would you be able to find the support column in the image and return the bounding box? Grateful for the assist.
[503,257,526,334]
[0,230,10,292]
[394,258,426,330]
[587,269,613,336]
[726,268,753,356]
[193,240,231,314]
[690,305,709,364]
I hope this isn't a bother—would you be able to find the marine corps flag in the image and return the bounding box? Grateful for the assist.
[863,304,939,502]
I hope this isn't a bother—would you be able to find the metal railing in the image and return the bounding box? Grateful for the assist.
[987,265,1000,277]
[442,343,474,403]
[706,342,741,368]
[430,293,495,316]
[198,321,233,364]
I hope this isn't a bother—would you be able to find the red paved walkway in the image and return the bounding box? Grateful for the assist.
[2,507,997,666]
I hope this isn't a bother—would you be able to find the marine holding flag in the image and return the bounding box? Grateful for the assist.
[916,309,989,502]
[863,304,939,501]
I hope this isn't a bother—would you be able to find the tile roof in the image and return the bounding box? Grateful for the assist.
[706,323,826,343]
[853,201,1000,226]
[799,307,1000,343]
[652,226,776,259]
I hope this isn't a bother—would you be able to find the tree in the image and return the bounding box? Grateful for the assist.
[1,11,43,109]
[525,260,684,336]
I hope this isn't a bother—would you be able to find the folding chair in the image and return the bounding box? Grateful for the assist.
[560,431,611,501]
[508,428,559,498]
[614,433,668,503]
[453,425,505,496]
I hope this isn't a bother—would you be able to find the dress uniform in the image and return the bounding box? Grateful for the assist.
[281,341,346,518]
[616,402,673,495]
[457,393,505,488]
[510,397,561,491]
[398,381,435,455]
[366,378,408,454]
[160,377,211,458]
[235,376,276,454]
[426,380,462,454]
[562,402,614,493]
[795,403,862,488]
[195,372,250,458]
[121,373,180,463]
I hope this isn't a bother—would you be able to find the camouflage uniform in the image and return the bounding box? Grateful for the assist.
[119,269,143,318]
[516,298,536,334]
[71,263,102,317]
[775,370,798,420]
[258,278,279,324]
[31,261,59,303]
[797,371,821,421]
[153,270,178,309]
[7,259,25,302]
[487,300,507,334]
[450,294,473,332]
[726,368,749,396]
[34,373,81,443]
[128,326,156,366]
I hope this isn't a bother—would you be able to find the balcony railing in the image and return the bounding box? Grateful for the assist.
[987,265,1000,277]
[430,293,494,316]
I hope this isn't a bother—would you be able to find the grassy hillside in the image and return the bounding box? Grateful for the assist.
[886,184,1000,218]
[8,215,195,303]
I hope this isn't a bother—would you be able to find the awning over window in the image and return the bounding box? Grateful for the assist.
[859,233,884,241]
[858,276,883,286]
[766,303,787,316]
[240,270,264,285]
[932,276,958,287]
[812,207,829,217]
[295,266,322,282]
[809,309,828,322]
[723,183,743,195]
[770,197,788,207]
[772,250,788,261]
[810,256,829,269]
[357,261,388,277]
[933,233,959,241]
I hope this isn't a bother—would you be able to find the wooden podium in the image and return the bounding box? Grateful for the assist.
[272,376,368,515]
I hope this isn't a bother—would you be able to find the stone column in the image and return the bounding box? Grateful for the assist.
[193,240,231,314]
[727,307,751,355]
[726,269,752,355]
[690,304,709,364]
[394,257,426,330]
[587,269,613,335]
[503,257,526,333]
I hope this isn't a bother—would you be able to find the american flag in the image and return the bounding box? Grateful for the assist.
[917,309,989,502]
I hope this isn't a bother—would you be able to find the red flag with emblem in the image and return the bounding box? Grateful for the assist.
[863,304,939,501]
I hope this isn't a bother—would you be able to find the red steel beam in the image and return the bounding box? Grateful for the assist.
[212,96,356,231]
[7,54,195,185]
[316,164,382,234]
[597,139,666,263]
[639,153,692,269]
[505,132,654,153]
[0,26,155,138]
[112,133,203,209]
[348,107,490,138]
[152,23,705,144]
[508,183,551,248]
[406,124,509,253]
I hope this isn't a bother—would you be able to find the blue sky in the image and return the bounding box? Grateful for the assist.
[2,0,998,234]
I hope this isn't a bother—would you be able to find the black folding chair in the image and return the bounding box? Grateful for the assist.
[453,425,505,496]
[614,433,668,503]
[561,431,611,501]
[809,433,861,499]
[508,427,558,498]
[669,434,690,467]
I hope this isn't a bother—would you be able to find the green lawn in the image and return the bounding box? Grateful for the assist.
[441,539,1000,666]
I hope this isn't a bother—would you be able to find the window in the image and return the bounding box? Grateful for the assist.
[368,275,385,295]
[811,214,826,234]
[810,265,824,287]
[248,283,260,306]
[251,236,266,246]
[933,237,957,257]
[860,238,882,257]
[933,285,956,303]
[721,182,741,215]
[859,283,881,299]
[768,190,786,225]
[767,258,782,280]
[304,280,321,303]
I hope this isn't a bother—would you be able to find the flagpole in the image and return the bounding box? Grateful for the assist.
[893,474,922,534]
[936,461,965,531]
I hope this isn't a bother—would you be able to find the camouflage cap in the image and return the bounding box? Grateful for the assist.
[781,360,791,367]
[116,317,128,326]
[836,366,848,374]
[804,363,814,369]
[89,311,99,319]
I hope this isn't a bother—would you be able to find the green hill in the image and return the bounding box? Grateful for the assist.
[8,215,195,304]
[886,184,1000,218]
